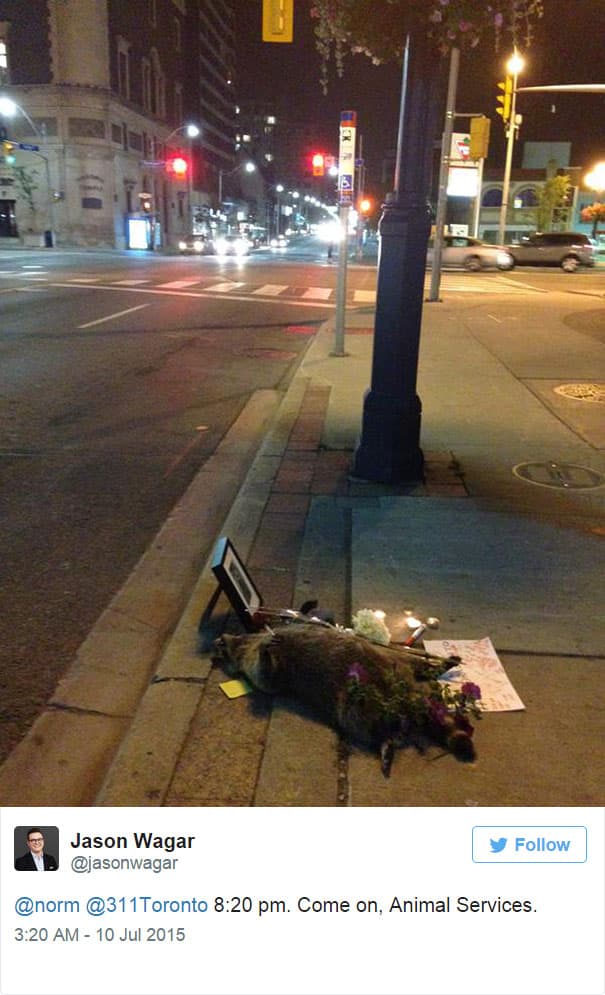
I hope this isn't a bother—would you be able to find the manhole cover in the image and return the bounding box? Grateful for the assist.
[553,383,605,403]
[513,461,604,490]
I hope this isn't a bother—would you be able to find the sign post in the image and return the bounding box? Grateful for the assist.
[333,110,356,356]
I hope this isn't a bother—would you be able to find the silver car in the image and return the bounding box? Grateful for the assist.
[507,232,596,272]
[427,235,514,271]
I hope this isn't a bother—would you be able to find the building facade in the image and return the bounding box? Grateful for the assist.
[0,0,237,248]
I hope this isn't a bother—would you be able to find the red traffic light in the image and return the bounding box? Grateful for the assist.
[166,156,188,177]
[312,153,325,177]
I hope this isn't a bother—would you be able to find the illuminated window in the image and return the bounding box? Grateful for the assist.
[514,186,538,208]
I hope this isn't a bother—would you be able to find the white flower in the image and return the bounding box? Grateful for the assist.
[352,609,391,646]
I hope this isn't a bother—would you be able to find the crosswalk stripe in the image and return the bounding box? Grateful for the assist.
[253,284,287,296]
[112,279,152,286]
[302,286,333,300]
[353,289,376,303]
[156,278,203,289]
[205,281,246,292]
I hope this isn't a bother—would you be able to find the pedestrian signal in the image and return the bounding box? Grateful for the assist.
[469,116,491,160]
[2,139,16,164]
[496,77,513,123]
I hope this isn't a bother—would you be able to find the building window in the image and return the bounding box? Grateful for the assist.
[514,186,538,208]
[482,187,503,208]
[0,39,8,84]
[150,49,165,118]
[174,84,183,127]
[142,59,152,111]
[117,38,131,100]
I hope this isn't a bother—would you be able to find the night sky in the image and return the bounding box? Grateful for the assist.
[234,0,605,185]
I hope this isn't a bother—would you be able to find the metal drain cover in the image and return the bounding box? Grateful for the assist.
[554,383,605,403]
[513,461,604,490]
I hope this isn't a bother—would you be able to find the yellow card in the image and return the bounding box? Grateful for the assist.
[219,678,253,699]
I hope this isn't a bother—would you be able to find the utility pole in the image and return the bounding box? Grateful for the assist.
[428,46,459,303]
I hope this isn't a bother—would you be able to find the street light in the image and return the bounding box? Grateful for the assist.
[584,162,605,236]
[0,94,55,245]
[275,183,284,235]
[218,160,256,205]
[497,51,525,244]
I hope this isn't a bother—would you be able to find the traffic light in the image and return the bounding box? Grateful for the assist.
[166,156,188,177]
[139,192,153,214]
[496,77,513,123]
[469,116,491,159]
[312,153,325,177]
[2,140,16,165]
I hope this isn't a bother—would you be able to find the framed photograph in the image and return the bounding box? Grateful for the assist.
[211,537,262,630]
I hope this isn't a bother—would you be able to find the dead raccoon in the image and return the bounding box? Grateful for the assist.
[213,623,476,775]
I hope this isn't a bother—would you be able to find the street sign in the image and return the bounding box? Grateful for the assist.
[18,142,40,151]
[338,110,357,206]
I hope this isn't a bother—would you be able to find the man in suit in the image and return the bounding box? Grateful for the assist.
[15,828,58,871]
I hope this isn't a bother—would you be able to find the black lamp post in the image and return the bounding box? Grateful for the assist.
[352,29,441,484]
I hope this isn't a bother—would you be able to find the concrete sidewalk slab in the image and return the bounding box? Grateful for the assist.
[352,498,603,654]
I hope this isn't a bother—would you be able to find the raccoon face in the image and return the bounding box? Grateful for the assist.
[212,632,277,692]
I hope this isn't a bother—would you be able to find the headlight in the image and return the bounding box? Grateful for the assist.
[496,251,513,267]
[215,239,228,254]
[193,240,204,252]
[178,241,187,251]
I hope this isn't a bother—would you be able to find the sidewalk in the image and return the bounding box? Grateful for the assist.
[1,292,604,807]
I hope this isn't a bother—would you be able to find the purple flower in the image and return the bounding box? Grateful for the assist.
[427,698,448,726]
[347,662,368,684]
[461,681,482,700]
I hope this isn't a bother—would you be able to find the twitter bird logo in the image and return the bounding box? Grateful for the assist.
[490,837,507,853]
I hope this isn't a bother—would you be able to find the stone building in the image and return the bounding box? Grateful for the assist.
[0,0,236,248]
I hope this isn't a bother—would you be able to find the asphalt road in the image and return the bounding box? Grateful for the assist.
[1,238,603,761]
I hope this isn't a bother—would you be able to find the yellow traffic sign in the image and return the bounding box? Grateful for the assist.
[262,0,293,43]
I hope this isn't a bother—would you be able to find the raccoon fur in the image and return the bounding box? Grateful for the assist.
[213,623,475,775]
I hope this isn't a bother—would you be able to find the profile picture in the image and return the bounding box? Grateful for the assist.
[14,826,59,871]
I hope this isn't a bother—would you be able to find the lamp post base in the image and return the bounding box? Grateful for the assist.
[352,390,424,484]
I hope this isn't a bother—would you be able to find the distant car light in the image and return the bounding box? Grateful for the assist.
[178,240,187,251]
[193,239,204,253]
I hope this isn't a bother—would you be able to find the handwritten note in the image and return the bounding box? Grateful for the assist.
[424,637,525,712]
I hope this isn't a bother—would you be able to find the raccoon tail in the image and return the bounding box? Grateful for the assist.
[380,739,395,778]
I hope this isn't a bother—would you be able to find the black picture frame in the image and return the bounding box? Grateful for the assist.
[211,537,262,630]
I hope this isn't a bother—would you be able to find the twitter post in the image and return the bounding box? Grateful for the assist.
[0,807,603,995]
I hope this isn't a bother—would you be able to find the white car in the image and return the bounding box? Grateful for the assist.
[427,235,514,271]
[214,234,251,257]
[270,234,288,249]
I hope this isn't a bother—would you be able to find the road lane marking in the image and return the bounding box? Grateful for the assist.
[156,278,204,289]
[492,275,547,292]
[253,284,287,296]
[205,281,246,292]
[111,279,152,285]
[487,314,503,323]
[77,303,151,328]
[302,287,333,300]
[353,289,376,303]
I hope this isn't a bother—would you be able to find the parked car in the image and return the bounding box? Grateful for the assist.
[427,235,514,271]
[213,234,251,257]
[507,232,596,272]
[178,234,214,255]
